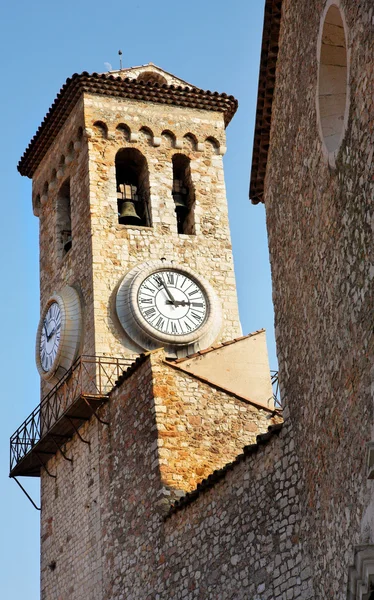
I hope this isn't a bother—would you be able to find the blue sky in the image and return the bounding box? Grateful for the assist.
[0,0,274,597]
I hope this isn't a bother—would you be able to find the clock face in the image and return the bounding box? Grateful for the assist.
[116,260,222,355]
[39,302,62,372]
[138,270,207,336]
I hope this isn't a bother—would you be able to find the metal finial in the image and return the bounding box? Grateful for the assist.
[118,49,123,70]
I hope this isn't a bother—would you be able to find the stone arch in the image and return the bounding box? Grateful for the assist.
[116,123,131,142]
[115,148,151,226]
[74,126,83,151]
[161,130,176,148]
[183,133,198,152]
[137,71,168,86]
[93,120,108,138]
[56,178,72,257]
[205,136,220,155]
[41,182,49,205]
[57,155,65,180]
[172,153,196,235]
[317,1,349,163]
[33,193,41,216]
[66,141,75,164]
[138,126,154,146]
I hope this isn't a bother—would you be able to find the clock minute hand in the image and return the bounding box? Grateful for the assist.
[161,280,177,305]
[47,326,57,341]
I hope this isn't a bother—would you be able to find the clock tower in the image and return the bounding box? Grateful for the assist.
[12,64,278,599]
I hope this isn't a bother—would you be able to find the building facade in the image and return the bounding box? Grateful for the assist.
[251,0,374,597]
[9,0,373,597]
[10,63,279,599]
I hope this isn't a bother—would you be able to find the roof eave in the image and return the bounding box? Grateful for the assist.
[249,0,283,205]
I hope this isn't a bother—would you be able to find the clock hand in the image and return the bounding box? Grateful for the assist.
[166,300,190,307]
[43,320,49,339]
[161,280,177,305]
[47,326,57,341]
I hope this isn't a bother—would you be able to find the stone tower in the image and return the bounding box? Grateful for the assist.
[250,0,374,596]
[10,64,278,599]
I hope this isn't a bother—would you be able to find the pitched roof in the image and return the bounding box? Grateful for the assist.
[249,0,282,204]
[164,423,283,519]
[170,330,265,364]
[18,72,238,178]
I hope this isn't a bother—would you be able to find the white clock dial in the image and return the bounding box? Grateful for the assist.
[138,270,207,336]
[116,261,222,356]
[36,287,82,384]
[39,302,62,372]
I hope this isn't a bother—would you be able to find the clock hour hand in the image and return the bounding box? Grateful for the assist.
[166,300,190,307]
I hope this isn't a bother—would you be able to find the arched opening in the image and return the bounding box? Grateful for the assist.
[172,154,195,235]
[318,4,348,154]
[137,71,168,86]
[57,179,72,256]
[93,121,108,138]
[116,123,131,142]
[115,148,151,226]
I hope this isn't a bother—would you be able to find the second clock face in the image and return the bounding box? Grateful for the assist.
[138,270,207,336]
[39,301,62,372]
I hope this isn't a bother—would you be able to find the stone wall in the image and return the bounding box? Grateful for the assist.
[84,95,241,358]
[161,421,314,600]
[40,351,283,599]
[263,0,374,596]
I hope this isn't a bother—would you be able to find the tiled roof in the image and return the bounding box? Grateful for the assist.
[164,423,283,519]
[18,72,238,178]
[249,0,282,204]
[113,352,150,388]
[170,330,266,364]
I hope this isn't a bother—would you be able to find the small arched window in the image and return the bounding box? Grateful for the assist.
[115,149,151,226]
[57,179,72,256]
[172,154,195,235]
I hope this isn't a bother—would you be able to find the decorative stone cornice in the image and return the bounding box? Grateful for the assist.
[18,72,238,179]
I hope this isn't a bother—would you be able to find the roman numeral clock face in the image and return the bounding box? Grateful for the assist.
[36,287,82,385]
[39,302,62,372]
[116,262,222,355]
[138,270,207,336]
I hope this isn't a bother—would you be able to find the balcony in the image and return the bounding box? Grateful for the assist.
[10,355,134,478]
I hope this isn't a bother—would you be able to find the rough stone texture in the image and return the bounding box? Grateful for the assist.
[263,1,374,597]
[161,421,314,600]
[40,351,282,600]
[33,84,241,377]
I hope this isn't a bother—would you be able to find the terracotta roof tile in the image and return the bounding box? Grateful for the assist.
[18,72,238,178]
[164,423,283,519]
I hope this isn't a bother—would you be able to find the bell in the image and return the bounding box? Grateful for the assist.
[118,201,142,225]
[173,193,188,210]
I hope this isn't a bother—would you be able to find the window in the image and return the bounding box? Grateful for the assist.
[172,154,195,235]
[57,179,72,256]
[115,149,151,226]
[317,3,349,158]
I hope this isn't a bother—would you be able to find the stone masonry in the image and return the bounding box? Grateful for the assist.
[250,0,374,597]
[40,350,282,600]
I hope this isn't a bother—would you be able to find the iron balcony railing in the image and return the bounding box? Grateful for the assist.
[271,370,282,409]
[10,355,134,475]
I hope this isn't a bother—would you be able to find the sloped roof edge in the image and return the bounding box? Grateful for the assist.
[170,329,266,364]
[249,0,282,204]
[108,62,194,87]
[164,423,283,519]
